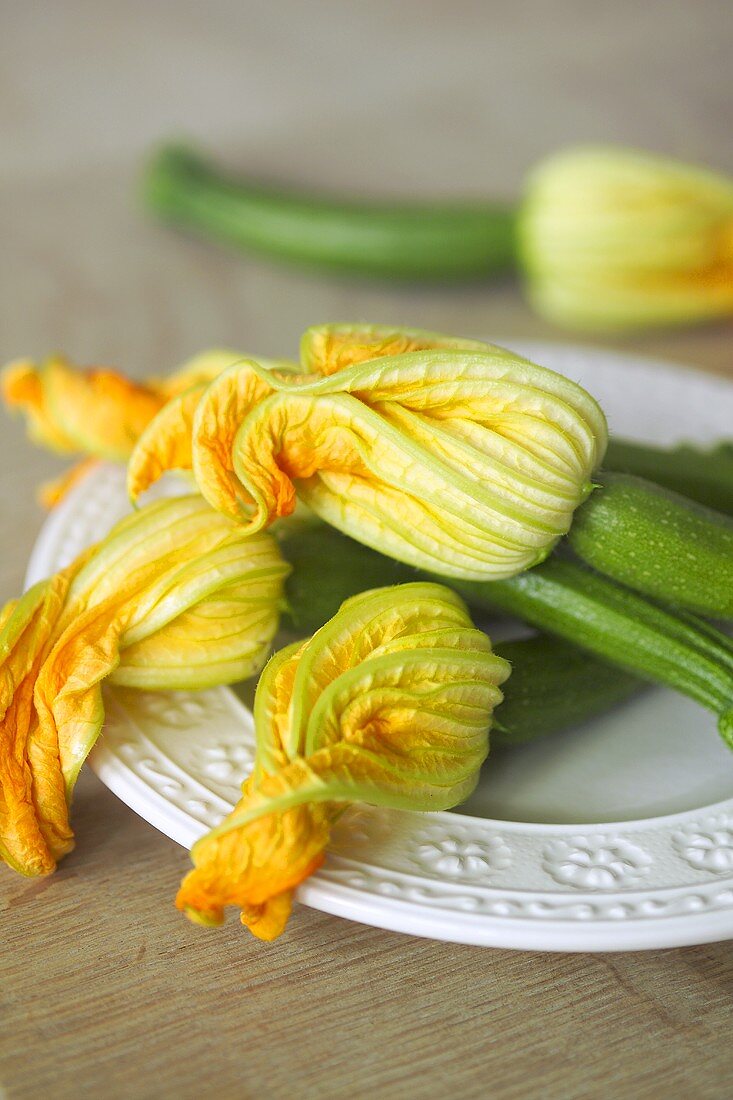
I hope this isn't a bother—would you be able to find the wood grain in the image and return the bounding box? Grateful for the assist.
[1,3,732,1097]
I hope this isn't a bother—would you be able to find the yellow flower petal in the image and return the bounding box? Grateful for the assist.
[300,322,490,376]
[520,146,733,330]
[0,497,289,878]
[41,357,166,461]
[126,383,207,502]
[127,359,301,504]
[177,582,509,937]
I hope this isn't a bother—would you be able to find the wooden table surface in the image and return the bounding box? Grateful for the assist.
[1,3,732,1097]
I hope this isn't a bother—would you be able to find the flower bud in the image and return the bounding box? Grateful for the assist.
[520,146,733,330]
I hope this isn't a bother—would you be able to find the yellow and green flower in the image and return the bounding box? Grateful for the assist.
[0,495,289,877]
[177,582,509,939]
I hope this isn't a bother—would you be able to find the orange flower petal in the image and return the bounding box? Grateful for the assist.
[0,574,78,874]
[2,359,78,453]
[42,358,165,461]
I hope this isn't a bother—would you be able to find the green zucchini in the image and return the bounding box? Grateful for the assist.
[456,557,733,746]
[144,145,518,281]
[282,521,414,634]
[605,438,733,516]
[568,473,733,619]
[491,634,642,747]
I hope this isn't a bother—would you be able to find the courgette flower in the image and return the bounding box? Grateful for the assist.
[177,582,509,939]
[0,495,289,877]
[520,147,733,330]
[1,349,293,505]
[129,326,606,580]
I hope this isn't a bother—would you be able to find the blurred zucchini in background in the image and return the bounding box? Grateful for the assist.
[145,146,517,281]
[145,144,733,332]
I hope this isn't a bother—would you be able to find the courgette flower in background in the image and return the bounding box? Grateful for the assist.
[177,582,509,939]
[129,324,607,581]
[1,349,294,505]
[0,495,289,877]
[519,147,733,331]
[146,142,733,332]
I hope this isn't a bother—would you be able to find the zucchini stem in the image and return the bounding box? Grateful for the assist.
[144,145,519,281]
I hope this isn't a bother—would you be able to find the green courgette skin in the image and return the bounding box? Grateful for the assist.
[144,146,518,281]
[491,635,641,747]
[281,523,415,635]
[456,558,733,745]
[605,439,733,516]
[569,473,733,619]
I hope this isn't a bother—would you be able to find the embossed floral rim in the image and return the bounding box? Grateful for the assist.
[93,685,733,951]
[24,344,733,951]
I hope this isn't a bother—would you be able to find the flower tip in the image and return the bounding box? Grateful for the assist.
[718,709,733,750]
[179,901,226,928]
[1,358,37,404]
[240,891,294,941]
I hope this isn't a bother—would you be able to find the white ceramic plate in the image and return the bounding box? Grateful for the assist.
[26,342,733,951]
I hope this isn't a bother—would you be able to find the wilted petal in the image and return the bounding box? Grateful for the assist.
[41,357,165,461]
[191,362,279,517]
[2,358,79,453]
[127,359,298,505]
[0,574,78,874]
[3,349,295,506]
[177,583,509,937]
